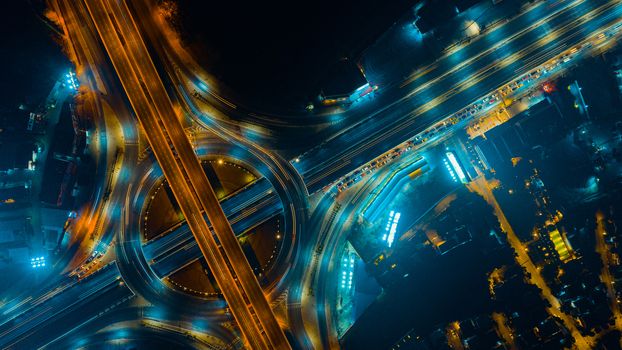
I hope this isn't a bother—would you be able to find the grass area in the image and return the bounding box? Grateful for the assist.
[167,260,219,297]
[243,215,282,272]
[143,182,183,241]
[142,158,257,241]
[145,158,282,296]
[168,215,283,296]
[205,159,257,199]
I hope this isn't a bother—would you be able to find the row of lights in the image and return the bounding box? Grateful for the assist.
[446,152,468,183]
[341,256,355,289]
[31,256,45,268]
[65,71,79,91]
[384,211,401,248]
[443,158,458,183]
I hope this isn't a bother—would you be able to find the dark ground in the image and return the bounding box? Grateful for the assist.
[174,0,418,111]
[0,1,68,114]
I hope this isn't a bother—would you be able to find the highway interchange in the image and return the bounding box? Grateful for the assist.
[2,0,622,348]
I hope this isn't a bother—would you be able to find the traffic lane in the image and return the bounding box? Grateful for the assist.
[166,0,579,129]
[191,124,308,272]
[183,162,290,349]
[221,177,273,216]
[296,0,620,178]
[112,3,279,348]
[143,177,273,260]
[108,0,216,206]
[54,0,182,318]
[84,0,270,348]
[313,173,391,348]
[5,282,134,350]
[300,3,622,192]
[368,0,584,88]
[403,0,596,92]
[118,221,228,319]
[286,190,336,349]
[138,156,269,254]
[56,0,229,326]
[101,0,294,345]
[180,80,308,264]
[100,0,256,315]
[290,0,605,160]
[65,327,215,349]
[143,223,197,261]
[151,197,283,278]
[146,190,281,262]
[124,136,299,307]
[408,0,612,96]
[0,262,130,348]
[46,305,236,349]
[0,262,120,338]
[315,204,358,349]
[159,78,291,350]
[402,0,603,90]
[112,113,227,317]
[101,0,224,229]
[133,138,297,279]
[192,138,307,298]
[0,274,79,329]
[49,0,117,275]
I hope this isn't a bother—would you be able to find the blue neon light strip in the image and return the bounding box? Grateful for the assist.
[446,152,467,183]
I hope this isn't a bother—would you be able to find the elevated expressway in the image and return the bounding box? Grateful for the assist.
[153,0,622,194]
[12,0,622,348]
[14,0,297,348]
[119,0,622,347]
[118,139,301,309]
[0,263,236,349]
[143,176,281,278]
[80,0,290,348]
[293,0,622,194]
[0,262,134,349]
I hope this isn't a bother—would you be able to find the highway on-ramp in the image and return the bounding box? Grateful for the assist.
[81,0,289,348]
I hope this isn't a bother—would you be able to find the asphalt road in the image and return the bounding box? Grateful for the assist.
[12,0,622,348]
[45,305,237,350]
[294,0,622,193]
[0,262,134,350]
[82,0,289,347]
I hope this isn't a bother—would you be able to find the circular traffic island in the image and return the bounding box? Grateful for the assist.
[140,157,284,298]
